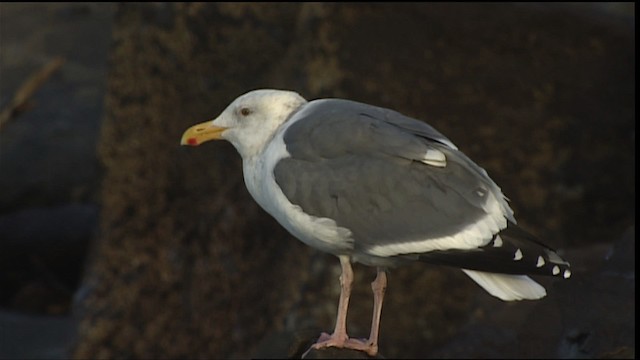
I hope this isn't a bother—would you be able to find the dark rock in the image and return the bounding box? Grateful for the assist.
[0,204,98,313]
[429,226,635,358]
[552,227,635,359]
[0,310,75,359]
[0,204,98,252]
[0,3,114,213]
[0,0,112,325]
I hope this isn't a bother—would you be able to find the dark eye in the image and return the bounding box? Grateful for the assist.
[240,107,252,116]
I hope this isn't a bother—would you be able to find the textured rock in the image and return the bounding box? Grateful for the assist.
[71,3,634,359]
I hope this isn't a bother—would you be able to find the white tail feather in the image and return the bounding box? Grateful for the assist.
[462,269,547,301]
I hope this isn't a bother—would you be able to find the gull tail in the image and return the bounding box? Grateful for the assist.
[462,269,546,301]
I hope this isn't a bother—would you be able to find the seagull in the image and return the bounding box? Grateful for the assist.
[180,89,571,356]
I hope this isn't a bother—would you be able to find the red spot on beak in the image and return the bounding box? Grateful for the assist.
[187,138,198,145]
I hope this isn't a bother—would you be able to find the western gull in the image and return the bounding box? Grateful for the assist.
[180,89,571,356]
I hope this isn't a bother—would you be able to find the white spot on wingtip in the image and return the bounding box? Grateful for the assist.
[514,248,523,261]
[536,256,545,267]
[493,235,503,247]
[563,269,571,279]
[552,265,560,275]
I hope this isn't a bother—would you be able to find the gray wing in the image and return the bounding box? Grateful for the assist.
[274,99,512,255]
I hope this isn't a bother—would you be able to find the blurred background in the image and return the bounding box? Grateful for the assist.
[0,3,634,359]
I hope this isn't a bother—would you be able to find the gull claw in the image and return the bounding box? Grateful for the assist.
[310,333,378,356]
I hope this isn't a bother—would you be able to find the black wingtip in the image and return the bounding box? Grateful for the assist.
[417,223,571,278]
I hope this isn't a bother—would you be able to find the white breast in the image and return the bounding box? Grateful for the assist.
[241,116,355,255]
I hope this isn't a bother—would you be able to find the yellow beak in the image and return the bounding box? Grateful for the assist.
[180,121,227,146]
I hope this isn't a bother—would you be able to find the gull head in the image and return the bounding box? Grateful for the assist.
[181,89,307,158]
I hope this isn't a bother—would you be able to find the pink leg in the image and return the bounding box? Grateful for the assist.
[363,267,387,356]
[311,260,387,357]
[312,255,353,348]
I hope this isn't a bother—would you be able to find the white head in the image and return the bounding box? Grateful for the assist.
[181,89,307,158]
